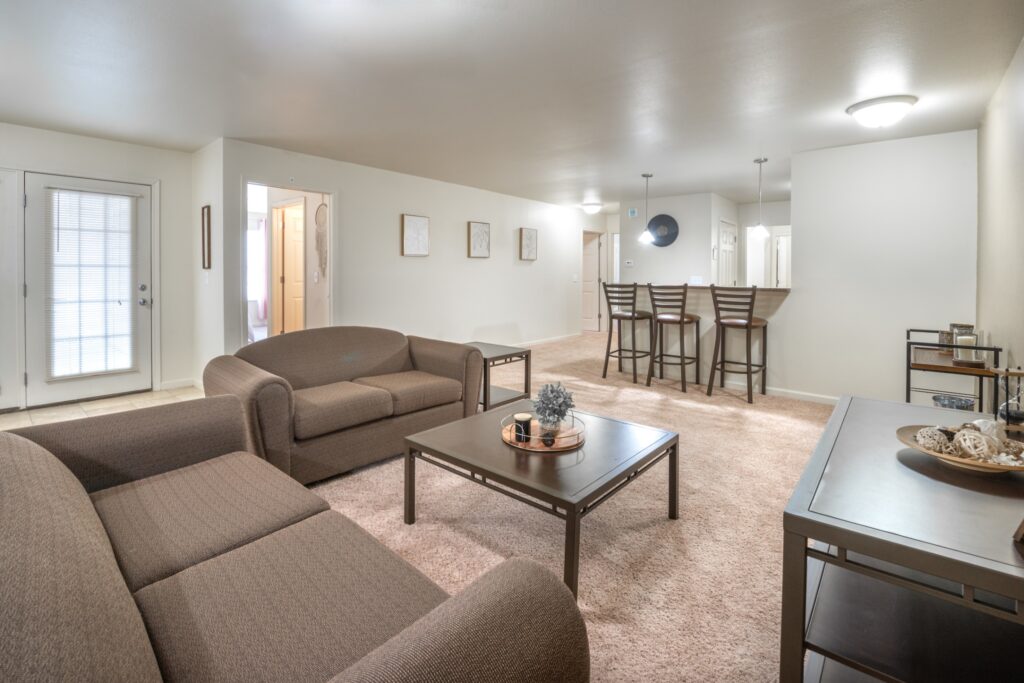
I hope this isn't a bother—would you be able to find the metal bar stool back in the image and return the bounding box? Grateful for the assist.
[645,284,701,391]
[706,285,767,403]
[602,282,653,384]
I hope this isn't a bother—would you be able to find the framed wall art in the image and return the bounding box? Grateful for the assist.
[201,204,212,269]
[519,227,538,261]
[468,221,490,258]
[401,214,429,256]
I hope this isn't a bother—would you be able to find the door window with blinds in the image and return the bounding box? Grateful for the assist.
[24,173,152,406]
[46,188,136,378]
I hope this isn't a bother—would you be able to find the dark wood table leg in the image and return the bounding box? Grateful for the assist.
[524,351,531,397]
[564,506,581,598]
[482,362,491,411]
[668,444,679,519]
[779,529,807,683]
[404,448,417,524]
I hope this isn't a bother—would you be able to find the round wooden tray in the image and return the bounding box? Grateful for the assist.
[895,425,1024,474]
[501,417,585,453]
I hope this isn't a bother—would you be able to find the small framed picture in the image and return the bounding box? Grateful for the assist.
[401,214,429,256]
[468,221,490,258]
[201,204,212,269]
[519,227,537,261]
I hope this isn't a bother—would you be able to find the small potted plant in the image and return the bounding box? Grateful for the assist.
[534,382,575,446]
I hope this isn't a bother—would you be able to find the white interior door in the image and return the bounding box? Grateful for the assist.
[718,220,738,286]
[581,231,600,331]
[24,173,152,406]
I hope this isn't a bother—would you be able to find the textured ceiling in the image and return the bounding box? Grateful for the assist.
[1,0,1022,205]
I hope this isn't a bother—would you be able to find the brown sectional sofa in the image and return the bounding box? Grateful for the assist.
[204,326,483,483]
[1,396,589,682]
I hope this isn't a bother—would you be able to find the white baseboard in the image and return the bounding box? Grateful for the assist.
[518,333,582,347]
[722,379,837,405]
[159,378,198,391]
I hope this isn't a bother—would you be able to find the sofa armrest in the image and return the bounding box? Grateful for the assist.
[332,558,589,683]
[11,395,247,493]
[203,355,294,474]
[407,336,483,418]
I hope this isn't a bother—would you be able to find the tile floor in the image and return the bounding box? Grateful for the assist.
[0,385,205,431]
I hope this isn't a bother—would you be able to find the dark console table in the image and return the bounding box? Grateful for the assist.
[781,396,1024,682]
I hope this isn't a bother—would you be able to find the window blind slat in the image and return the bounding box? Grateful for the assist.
[45,189,137,380]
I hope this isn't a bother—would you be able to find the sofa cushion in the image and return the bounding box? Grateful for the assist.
[91,451,328,592]
[0,432,162,682]
[293,381,394,439]
[135,511,448,683]
[235,326,413,390]
[354,371,463,416]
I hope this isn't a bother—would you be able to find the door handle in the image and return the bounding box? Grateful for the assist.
[138,298,148,306]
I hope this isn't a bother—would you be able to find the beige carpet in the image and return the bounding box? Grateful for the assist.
[314,332,832,682]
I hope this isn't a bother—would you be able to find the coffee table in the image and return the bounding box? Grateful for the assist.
[404,398,679,597]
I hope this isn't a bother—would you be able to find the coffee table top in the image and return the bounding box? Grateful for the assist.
[405,399,677,506]
[465,341,529,361]
[787,396,1024,581]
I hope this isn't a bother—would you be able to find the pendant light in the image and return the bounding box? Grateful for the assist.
[638,173,655,244]
[751,158,770,239]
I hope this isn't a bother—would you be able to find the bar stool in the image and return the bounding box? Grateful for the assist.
[602,282,653,384]
[646,284,701,392]
[706,285,767,403]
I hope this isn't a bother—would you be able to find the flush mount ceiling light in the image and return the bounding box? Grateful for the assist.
[581,202,603,215]
[845,94,918,128]
[638,173,655,244]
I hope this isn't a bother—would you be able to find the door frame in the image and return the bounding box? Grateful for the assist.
[239,178,333,350]
[1,168,163,409]
[23,172,157,406]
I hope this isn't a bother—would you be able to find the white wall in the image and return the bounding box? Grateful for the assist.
[773,130,978,401]
[620,193,713,285]
[192,139,225,374]
[194,139,589,373]
[0,122,195,390]
[978,37,1024,366]
[738,200,791,229]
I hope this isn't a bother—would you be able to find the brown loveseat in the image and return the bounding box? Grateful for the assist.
[203,326,483,484]
[1,397,589,682]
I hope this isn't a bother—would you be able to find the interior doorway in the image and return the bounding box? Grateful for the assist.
[245,183,330,344]
[717,220,738,286]
[581,230,602,332]
[271,200,305,335]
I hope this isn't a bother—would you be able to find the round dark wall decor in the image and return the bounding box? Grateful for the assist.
[647,213,679,247]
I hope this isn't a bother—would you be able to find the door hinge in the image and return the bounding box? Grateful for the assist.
[23,372,28,386]
[23,283,27,297]
[23,193,27,208]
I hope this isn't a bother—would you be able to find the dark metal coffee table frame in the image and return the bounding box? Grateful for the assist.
[404,405,679,597]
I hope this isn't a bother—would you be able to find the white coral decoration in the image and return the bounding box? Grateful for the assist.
[971,419,1007,442]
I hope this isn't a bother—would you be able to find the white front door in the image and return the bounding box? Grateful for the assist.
[581,231,601,331]
[24,173,153,406]
[718,220,738,286]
